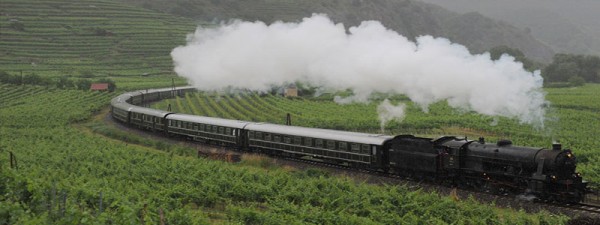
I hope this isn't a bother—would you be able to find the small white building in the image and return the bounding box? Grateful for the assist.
[284,84,298,97]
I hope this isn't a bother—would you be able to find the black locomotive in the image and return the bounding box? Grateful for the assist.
[111,87,588,203]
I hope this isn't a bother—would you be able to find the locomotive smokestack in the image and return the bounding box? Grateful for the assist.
[552,143,562,151]
[478,137,485,144]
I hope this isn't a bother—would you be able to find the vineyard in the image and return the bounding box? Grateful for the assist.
[0,0,192,90]
[152,84,600,184]
[0,84,573,223]
[0,0,597,223]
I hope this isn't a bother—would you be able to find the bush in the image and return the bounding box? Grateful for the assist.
[568,75,586,87]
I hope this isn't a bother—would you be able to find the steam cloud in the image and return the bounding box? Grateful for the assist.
[377,99,406,132]
[171,14,547,127]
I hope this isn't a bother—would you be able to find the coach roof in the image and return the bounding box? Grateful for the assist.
[167,114,251,129]
[129,106,172,118]
[245,123,394,145]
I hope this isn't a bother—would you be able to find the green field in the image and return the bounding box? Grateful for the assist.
[153,84,600,184]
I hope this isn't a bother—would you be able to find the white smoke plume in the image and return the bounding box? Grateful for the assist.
[377,99,406,132]
[171,14,547,127]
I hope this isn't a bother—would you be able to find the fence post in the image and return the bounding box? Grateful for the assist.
[61,190,67,217]
[98,191,103,216]
[9,151,18,170]
[140,203,148,225]
[159,208,165,225]
[51,183,56,216]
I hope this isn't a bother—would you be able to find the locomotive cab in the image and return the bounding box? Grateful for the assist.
[433,136,470,171]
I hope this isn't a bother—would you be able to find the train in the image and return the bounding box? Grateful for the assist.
[110,87,588,203]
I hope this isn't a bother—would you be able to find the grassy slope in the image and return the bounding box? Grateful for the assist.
[0,0,196,89]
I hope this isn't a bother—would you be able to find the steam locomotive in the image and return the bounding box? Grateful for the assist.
[111,87,588,203]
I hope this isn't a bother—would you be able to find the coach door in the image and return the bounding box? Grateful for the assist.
[238,129,248,148]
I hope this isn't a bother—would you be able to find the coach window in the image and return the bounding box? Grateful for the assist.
[351,143,360,152]
[284,136,292,144]
[256,132,263,139]
[213,126,218,133]
[249,131,255,139]
[193,124,198,130]
[362,144,370,154]
[294,137,301,145]
[274,135,281,142]
[315,139,323,148]
[339,142,347,151]
[226,128,231,135]
[264,133,271,141]
[304,137,312,146]
[200,124,205,131]
[218,127,224,134]
[327,140,335,150]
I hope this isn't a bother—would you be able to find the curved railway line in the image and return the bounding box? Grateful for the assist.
[107,87,600,220]
[105,114,600,219]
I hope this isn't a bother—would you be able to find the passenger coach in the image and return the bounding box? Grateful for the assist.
[166,114,250,147]
[244,123,394,169]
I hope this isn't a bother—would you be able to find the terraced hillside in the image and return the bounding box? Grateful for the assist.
[0,0,197,88]
[122,0,555,63]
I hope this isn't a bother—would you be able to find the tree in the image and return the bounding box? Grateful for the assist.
[488,46,538,71]
[568,75,585,87]
[76,79,92,90]
[542,53,600,83]
[56,76,73,89]
[580,55,600,82]
[543,61,579,83]
[0,71,11,83]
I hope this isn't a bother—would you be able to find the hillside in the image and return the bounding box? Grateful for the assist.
[418,0,600,56]
[0,0,197,89]
[119,0,555,63]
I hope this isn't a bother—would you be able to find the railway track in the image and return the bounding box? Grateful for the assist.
[567,203,600,216]
[241,148,600,218]
[105,112,600,219]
